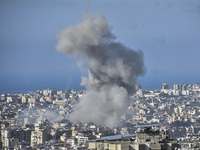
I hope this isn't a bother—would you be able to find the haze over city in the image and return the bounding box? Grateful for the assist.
[1,1,200,149]
[1,0,200,94]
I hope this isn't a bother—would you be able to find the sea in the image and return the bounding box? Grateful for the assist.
[0,75,198,95]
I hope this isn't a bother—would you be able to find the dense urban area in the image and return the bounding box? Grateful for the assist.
[1,83,200,150]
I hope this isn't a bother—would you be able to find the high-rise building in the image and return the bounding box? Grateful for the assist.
[173,84,179,91]
[161,83,168,90]
[174,84,188,91]
[31,129,48,148]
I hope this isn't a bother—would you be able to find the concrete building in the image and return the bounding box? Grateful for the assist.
[86,124,200,150]
[161,83,168,90]
[28,97,36,103]
[173,84,179,91]
[21,96,27,103]
[1,129,19,148]
[30,129,48,148]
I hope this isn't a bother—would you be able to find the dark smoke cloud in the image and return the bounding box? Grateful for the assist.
[56,13,145,127]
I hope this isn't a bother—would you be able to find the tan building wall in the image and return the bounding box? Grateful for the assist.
[28,97,36,103]
[21,96,27,103]
[31,129,47,148]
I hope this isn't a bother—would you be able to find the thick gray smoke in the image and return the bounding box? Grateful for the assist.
[56,13,145,127]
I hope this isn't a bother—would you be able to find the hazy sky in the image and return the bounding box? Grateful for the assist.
[0,0,200,93]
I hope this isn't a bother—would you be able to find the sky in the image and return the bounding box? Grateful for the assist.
[0,0,200,94]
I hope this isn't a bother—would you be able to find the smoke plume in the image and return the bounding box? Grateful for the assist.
[16,108,62,126]
[56,13,145,127]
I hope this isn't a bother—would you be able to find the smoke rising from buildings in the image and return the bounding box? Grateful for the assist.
[56,13,145,127]
[16,108,62,126]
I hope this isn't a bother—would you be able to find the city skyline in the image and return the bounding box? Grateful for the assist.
[1,0,200,94]
[1,82,200,149]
